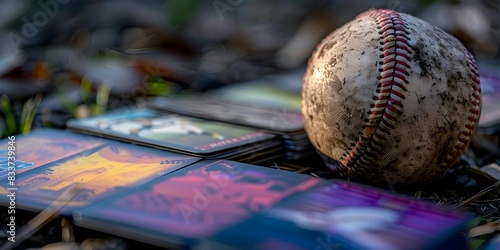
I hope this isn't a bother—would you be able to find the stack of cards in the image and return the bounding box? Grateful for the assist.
[142,70,313,160]
[2,130,473,249]
[67,108,281,165]
[208,180,474,250]
[0,129,200,214]
[72,160,472,249]
[73,159,322,248]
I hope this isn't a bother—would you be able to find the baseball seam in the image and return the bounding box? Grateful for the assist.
[340,9,411,173]
[433,45,481,176]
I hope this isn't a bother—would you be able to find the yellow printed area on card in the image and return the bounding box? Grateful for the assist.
[0,142,199,210]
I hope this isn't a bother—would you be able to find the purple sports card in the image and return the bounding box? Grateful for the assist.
[211,180,474,250]
[74,159,322,247]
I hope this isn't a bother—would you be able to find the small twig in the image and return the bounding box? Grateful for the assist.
[468,220,500,238]
[455,181,500,208]
[414,190,422,199]
[273,162,281,170]
[61,217,75,243]
[0,185,82,250]
[470,197,500,205]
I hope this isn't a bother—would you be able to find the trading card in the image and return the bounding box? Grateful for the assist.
[211,77,302,111]
[0,129,105,179]
[211,180,473,250]
[146,96,304,133]
[206,139,281,159]
[143,73,306,133]
[0,142,200,213]
[67,108,276,156]
[478,69,500,134]
[74,159,323,246]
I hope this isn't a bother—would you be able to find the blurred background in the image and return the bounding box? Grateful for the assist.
[1,1,500,249]
[1,0,500,137]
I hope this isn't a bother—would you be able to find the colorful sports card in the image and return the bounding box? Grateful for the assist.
[212,76,302,111]
[67,108,276,156]
[143,72,305,133]
[0,142,200,212]
[0,129,105,179]
[74,159,322,246]
[478,69,500,133]
[142,72,311,160]
[211,180,473,250]
[147,96,304,133]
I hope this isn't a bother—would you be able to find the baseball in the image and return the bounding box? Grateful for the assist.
[302,9,481,184]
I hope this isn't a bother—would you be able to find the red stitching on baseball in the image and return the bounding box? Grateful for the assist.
[341,9,411,170]
[436,45,481,172]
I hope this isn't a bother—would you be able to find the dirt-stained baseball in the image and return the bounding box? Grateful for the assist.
[302,9,481,184]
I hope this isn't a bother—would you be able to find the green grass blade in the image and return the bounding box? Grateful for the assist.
[146,81,173,96]
[21,94,43,134]
[0,114,6,138]
[92,83,110,115]
[1,95,17,135]
[80,77,93,102]
[20,98,31,132]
